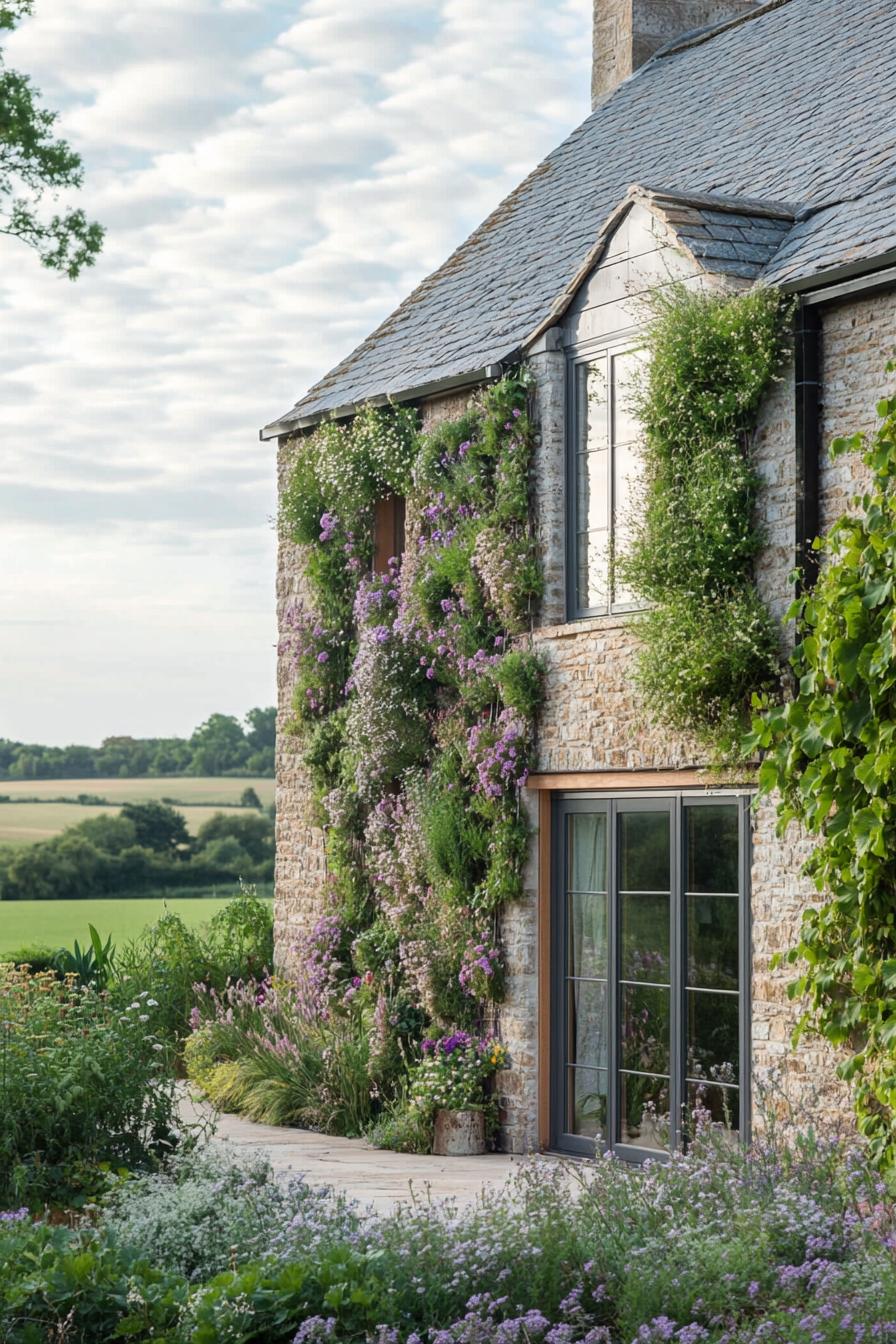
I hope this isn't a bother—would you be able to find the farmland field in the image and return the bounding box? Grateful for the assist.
[0,891,274,957]
[0,801,258,847]
[0,776,274,805]
[0,776,274,848]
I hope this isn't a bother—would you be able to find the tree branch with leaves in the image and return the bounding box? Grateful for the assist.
[0,0,102,277]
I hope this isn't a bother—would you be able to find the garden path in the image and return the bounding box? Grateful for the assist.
[181,1092,525,1212]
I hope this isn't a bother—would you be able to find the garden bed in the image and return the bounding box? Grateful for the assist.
[1,1122,894,1342]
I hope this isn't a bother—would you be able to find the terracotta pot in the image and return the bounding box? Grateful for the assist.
[432,1108,486,1156]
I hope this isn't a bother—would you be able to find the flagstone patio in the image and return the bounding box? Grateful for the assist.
[182,1093,528,1212]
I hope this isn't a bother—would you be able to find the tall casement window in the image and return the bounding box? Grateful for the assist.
[551,794,750,1159]
[568,346,645,619]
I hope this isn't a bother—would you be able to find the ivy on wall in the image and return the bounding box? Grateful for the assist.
[747,369,896,1167]
[619,284,792,757]
[280,377,544,1063]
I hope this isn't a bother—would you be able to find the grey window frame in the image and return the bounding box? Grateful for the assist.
[565,340,644,622]
[550,790,752,1161]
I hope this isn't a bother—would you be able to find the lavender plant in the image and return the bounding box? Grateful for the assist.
[2,1124,896,1342]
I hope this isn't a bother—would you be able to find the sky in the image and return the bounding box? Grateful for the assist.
[0,0,592,748]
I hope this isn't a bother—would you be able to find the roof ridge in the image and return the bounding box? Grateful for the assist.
[655,0,794,59]
[638,184,796,220]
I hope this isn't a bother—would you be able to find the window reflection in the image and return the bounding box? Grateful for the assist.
[565,812,609,1140]
[572,348,645,615]
[559,799,744,1155]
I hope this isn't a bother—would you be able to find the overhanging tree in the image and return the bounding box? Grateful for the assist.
[1,0,103,276]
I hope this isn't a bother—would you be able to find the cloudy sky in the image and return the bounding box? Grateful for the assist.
[0,0,591,748]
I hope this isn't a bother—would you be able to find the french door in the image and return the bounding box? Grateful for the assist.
[550,793,750,1158]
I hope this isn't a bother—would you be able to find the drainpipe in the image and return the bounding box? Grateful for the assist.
[794,301,821,590]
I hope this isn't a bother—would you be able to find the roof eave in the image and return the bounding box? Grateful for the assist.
[259,359,516,441]
[779,249,896,303]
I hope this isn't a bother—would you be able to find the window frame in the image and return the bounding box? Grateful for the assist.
[549,790,752,1161]
[565,338,645,622]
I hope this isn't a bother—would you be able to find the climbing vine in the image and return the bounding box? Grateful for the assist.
[619,284,792,756]
[280,376,544,1098]
[747,366,896,1167]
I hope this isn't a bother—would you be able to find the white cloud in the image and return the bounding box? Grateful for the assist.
[0,0,591,746]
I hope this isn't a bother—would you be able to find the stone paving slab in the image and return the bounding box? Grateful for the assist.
[182,1092,526,1213]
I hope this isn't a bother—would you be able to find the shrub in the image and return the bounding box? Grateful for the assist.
[366,1095,433,1154]
[114,889,274,1047]
[0,964,181,1208]
[194,811,275,866]
[101,1147,359,1283]
[0,944,58,973]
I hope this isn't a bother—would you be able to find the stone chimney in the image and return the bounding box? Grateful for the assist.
[592,0,761,106]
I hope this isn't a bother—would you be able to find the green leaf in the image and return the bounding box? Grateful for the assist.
[863,577,893,608]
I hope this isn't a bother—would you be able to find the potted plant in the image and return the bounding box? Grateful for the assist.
[410,1031,507,1155]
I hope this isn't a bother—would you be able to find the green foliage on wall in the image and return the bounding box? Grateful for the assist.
[280,377,544,1040]
[619,284,792,756]
[748,367,896,1167]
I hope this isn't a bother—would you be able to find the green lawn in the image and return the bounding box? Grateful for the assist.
[0,892,273,958]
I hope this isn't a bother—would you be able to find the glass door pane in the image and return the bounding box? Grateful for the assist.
[617,808,671,1151]
[564,812,609,1142]
[684,804,741,1136]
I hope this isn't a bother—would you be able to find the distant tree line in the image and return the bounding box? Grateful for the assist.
[0,709,276,780]
[0,801,275,901]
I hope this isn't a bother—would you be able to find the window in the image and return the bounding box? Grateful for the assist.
[372,494,405,575]
[551,794,749,1158]
[568,347,645,618]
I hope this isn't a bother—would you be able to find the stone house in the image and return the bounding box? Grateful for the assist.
[263,0,896,1156]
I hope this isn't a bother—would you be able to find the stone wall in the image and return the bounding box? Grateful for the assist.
[512,284,896,1149]
[273,278,896,1152]
[273,433,329,973]
[820,289,896,527]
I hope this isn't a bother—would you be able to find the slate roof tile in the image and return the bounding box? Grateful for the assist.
[266,0,896,432]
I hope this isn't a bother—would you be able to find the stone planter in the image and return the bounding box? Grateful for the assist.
[432,1108,486,1156]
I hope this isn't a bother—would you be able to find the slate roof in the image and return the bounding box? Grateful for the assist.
[265,0,896,435]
